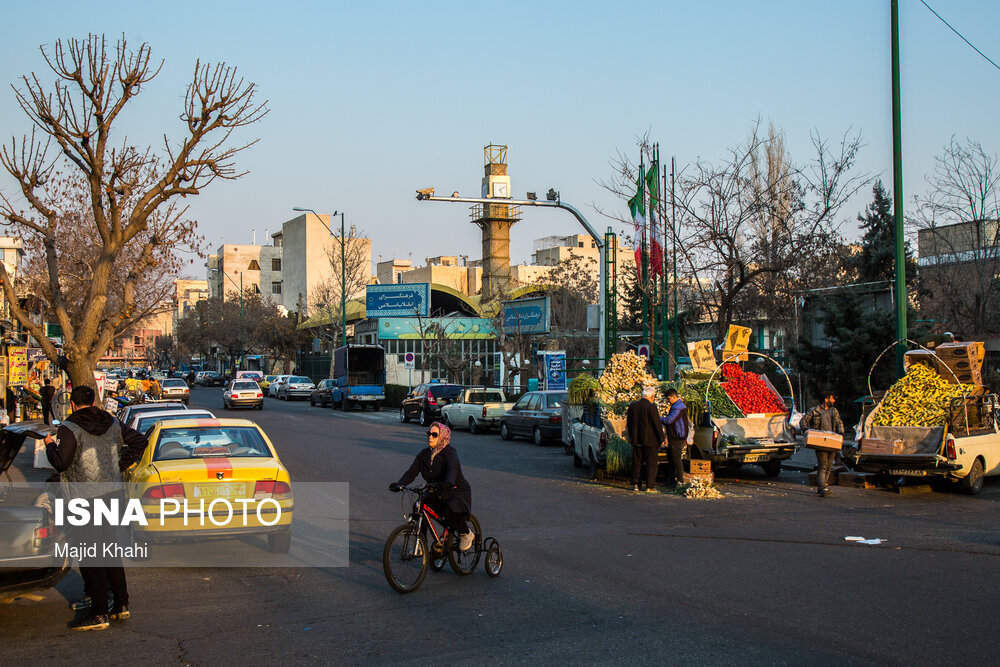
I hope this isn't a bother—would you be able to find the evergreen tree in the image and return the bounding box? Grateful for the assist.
[847,180,917,284]
[618,267,645,331]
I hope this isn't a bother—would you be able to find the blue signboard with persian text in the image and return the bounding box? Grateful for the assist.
[543,351,566,391]
[501,296,550,334]
[366,283,430,318]
[378,317,495,340]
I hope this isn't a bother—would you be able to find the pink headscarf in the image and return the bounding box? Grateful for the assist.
[429,421,451,457]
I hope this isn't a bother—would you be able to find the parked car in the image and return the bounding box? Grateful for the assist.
[310,379,336,407]
[223,380,265,410]
[159,378,190,404]
[0,423,70,602]
[399,383,464,427]
[441,387,515,433]
[119,402,188,427]
[125,418,293,553]
[132,409,216,435]
[278,376,315,401]
[268,375,291,398]
[198,371,226,387]
[236,370,264,383]
[260,375,278,391]
[499,390,569,445]
[193,371,208,385]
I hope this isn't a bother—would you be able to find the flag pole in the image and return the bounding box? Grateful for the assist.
[640,152,649,353]
[659,144,668,379]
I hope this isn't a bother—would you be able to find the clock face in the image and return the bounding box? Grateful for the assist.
[492,182,508,198]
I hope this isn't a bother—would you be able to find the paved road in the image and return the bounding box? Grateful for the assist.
[4,387,1000,665]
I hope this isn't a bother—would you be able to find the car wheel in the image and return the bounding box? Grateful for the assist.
[373,402,382,413]
[533,426,545,446]
[499,422,512,441]
[761,460,781,478]
[257,402,263,410]
[400,408,410,423]
[573,450,583,468]
[310,396,316,406]
[469,417,479,435]
[588,448,601,480]
[419,410,428,427]
[442,413,451,427]
[563,443,574,456]
[268,528,292,554]
[959,458,985,495]
[222,399,229,410]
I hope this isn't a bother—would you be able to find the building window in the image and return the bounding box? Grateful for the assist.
[272,258,282,272]
[272,281,282,295]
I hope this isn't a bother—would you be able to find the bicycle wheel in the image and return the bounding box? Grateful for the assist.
[446,514,481,576]
[485,539,503,578]
[382,524,428,594]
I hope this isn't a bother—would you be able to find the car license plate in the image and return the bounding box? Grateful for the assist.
[193,482,247,499]
[888,469,928,477]
[743,454,763,463]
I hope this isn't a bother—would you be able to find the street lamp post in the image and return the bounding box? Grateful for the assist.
[211,268,244,371]
[292,207,347,348]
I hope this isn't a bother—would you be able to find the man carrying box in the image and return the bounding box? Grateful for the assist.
[800,392,844,498]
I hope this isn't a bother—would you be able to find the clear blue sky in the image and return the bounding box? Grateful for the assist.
[2,1,999,276]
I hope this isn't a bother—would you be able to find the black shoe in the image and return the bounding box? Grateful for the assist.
[110,606,130,620]
[818,486,832,498]
[70,595,114,612]
[69,614,109,631]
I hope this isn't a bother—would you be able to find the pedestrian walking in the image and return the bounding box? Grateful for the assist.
[626,386,665,493]
[661,388,690,486]
[40,378,56,425]
[800,392,845,498]
[43,385,149,631]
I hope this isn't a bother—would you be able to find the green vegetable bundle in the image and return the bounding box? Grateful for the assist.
[659,379,743,425]
[569,373,601,405]
[604,433,632,476]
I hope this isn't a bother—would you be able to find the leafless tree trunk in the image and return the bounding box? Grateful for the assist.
[311,225,371,377]
[0,35,266,389]
[911,137,1000,336]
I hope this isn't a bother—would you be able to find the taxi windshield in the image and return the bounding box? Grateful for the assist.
[154,426,272,461]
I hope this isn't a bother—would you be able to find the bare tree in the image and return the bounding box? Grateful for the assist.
[488,295,536,392]
[0,35,266,388]
[311,225,371,375]
[912,137,1000,336]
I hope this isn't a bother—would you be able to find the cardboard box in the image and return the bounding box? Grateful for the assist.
[682,471,714,485]
[860,438,904,455]
[688,459,711,475]
[903,349,938,370]
[838,471,877,489]
[808,470,840,486]
[935,341,985,363]
[941,365,982,386]
[806,430,844,451]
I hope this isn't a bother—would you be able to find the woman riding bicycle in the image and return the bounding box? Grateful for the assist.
[389,421,474,551]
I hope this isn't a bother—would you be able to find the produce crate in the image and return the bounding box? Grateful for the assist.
[860,438,904,455]
[688,459,711,475]
[805,430,844,451]
[682,471,714,485]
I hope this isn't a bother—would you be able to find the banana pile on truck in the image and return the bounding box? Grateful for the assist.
[849,341,999,495]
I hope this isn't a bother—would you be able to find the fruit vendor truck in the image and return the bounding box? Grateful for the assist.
[850,349,1000,495]
[690,362,798,476]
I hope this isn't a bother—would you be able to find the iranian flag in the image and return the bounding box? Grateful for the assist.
[627,171,645,271]
[646,162,663,277]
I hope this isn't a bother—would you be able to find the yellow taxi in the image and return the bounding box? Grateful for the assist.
[126,418,293,553]
[259,375,278,391]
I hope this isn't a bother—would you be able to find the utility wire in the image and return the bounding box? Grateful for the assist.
[919,0,1000,72]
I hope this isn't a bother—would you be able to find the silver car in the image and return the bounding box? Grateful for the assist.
[279,375,315,400]
[159,378,190,404]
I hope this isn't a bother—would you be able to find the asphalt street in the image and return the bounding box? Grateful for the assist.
[3,386,1000,665]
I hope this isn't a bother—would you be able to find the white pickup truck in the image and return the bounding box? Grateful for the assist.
[849,393,1000,494]
[441,388,515,434]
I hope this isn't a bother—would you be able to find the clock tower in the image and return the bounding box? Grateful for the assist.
[472,144,520,302]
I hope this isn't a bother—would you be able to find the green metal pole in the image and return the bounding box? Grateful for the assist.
[891,0,907,377]
[340,212,347,348]
[659,145,668,378]
[671,156,679,367]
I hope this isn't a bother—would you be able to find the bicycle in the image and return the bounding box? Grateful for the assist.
[382,484,503,594]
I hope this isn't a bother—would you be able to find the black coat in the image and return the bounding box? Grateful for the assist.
[396,445,472,510]
[626,397,665,448]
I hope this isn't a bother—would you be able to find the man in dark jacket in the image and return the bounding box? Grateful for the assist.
[43,385,148,631]
[800,392,845,498]
[39,377,56,425]
[390,422,475,550]
[661,388,690,486]
[626,386,665,493]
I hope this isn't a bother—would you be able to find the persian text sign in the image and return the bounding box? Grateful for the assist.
[366,283,430,318]
[501,296,550,334]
